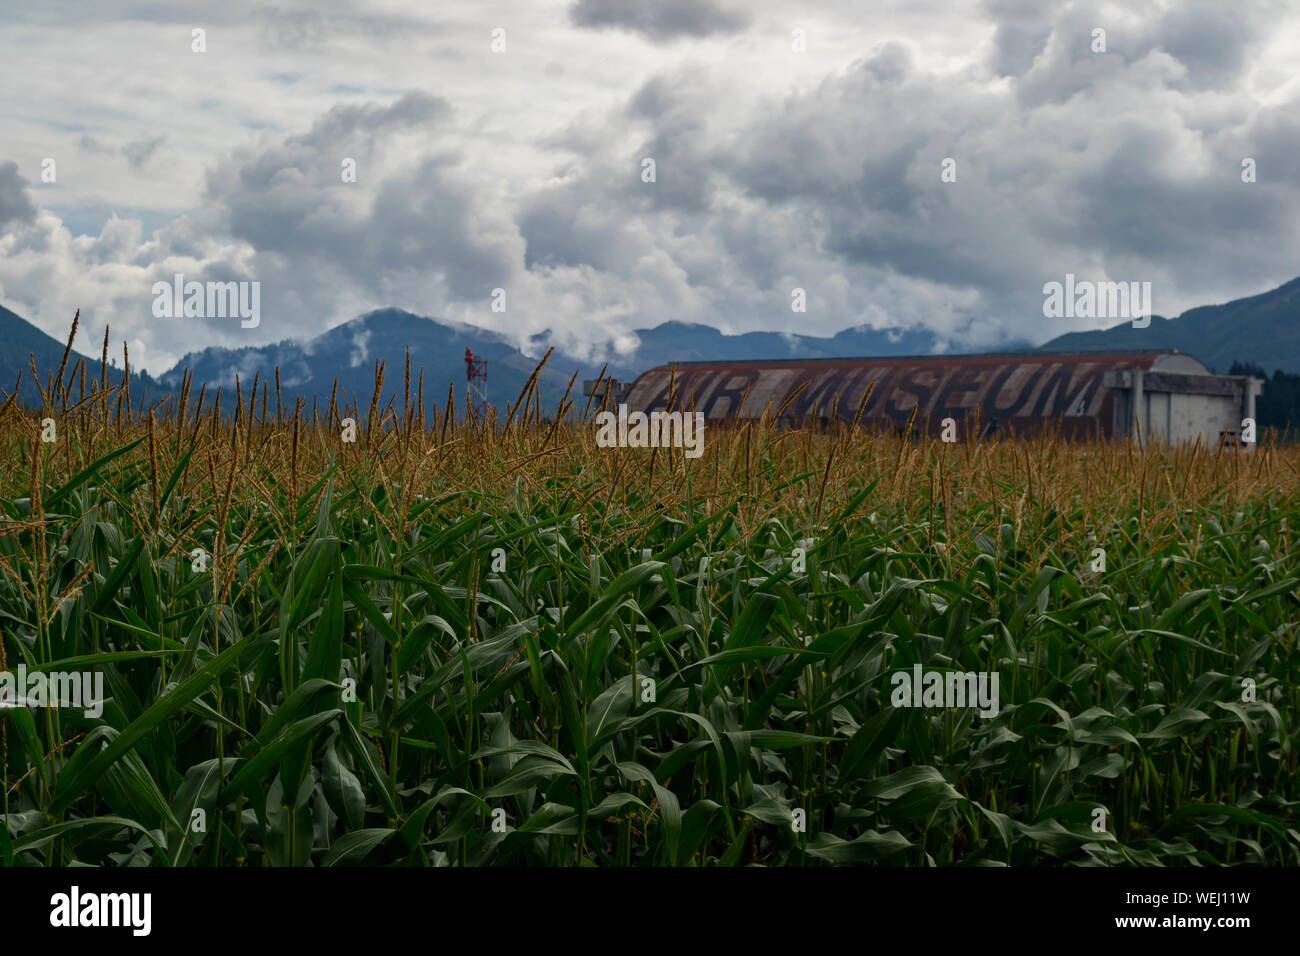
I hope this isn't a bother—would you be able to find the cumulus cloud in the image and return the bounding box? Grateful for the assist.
[199,90,518,340]
[521,4,1300,349]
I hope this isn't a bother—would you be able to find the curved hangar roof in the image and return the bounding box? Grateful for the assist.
[623,352,1218,439]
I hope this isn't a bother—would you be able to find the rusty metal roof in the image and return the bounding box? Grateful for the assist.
[623,351,1214,438]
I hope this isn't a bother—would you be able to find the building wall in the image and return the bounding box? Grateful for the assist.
[1141,391,1242,444]
[625,352,1259,444]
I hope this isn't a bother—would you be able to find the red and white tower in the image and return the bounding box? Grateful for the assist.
[465,347,488,417]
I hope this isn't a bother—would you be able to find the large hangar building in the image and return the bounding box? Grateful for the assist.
[618,351,1264,445]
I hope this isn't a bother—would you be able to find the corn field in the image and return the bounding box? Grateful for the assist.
[1,345,1298,866]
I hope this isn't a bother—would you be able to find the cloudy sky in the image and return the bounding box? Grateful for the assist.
[2,0,1298,373]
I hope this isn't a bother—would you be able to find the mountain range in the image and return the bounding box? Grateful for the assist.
[0,306,969,415]
[3,275,1298,416]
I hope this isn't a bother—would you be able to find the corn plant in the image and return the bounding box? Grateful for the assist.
[0,347,1296,866]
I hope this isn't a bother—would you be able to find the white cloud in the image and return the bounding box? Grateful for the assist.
[0,0,1296,373]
